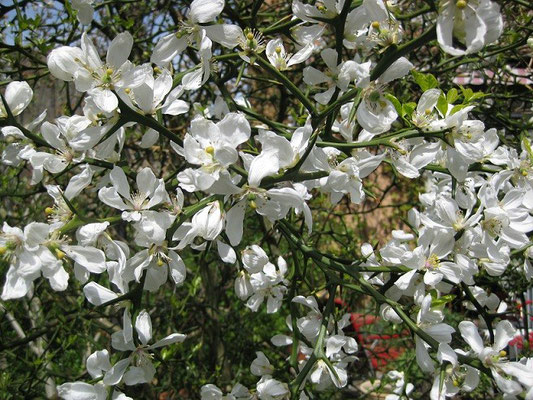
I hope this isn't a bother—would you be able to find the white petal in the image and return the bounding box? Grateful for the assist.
[135,310,152,345]
[103,359,130,386]
[217,240,236,264]
[87,349,112,379]
[5,81,33,116]
[90,88,118,113]
[168,250,187,285]
[493,320,515,351]
[107,32,133,68]
[188,0,224,23]
[149,333,187,349]
[65,245,107,274]
[458,321,484,354]
[379,57,413,84]
[110,166,131,199]
[98,187,129,210]
[83,282,118,306]
[204,24,243,48]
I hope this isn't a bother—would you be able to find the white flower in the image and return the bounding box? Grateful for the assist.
[459,320,529,396]
[317,149,385,204]
[172,201,225,250]
[245,255,288,314]
[255,375,289,400]
[104,309,186,386]
[0,222,68,300]
[200,383,250,400]
[437,0,503,56]
[177,112,250,192]
[151,0,242,66]
[292,0,345,22]
[303,48,352,105]
[0,81,33,118]
[120,66,189,117]
[98,166,170,222]
[266,38,312,71]
[251,351,274,376]
[351,57,413,134]
[48,32,144,113]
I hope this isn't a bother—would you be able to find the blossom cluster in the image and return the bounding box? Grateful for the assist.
[1,0,532,399]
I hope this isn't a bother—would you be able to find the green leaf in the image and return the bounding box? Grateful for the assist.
[460,87,474,102]
[412,70,439,91]
[436,94,448,116]
[449,104,467,115]
[469,92,486,101]
[432,294,455,308]
[385,93,402,115]
[446,88,458,104]
[402,102,417,118]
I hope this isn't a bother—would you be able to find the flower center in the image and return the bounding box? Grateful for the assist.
[424,253,440,270]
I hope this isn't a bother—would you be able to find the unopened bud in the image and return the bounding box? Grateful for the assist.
[456,0,467,9]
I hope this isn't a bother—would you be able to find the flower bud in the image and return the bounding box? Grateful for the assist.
[456,0,467,9]
[191,201,224,241]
